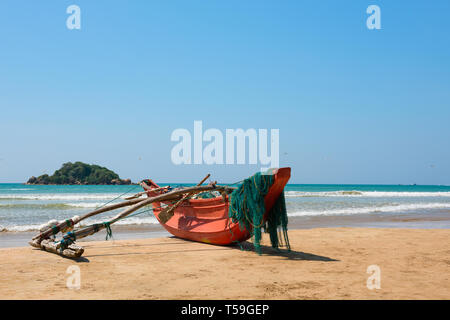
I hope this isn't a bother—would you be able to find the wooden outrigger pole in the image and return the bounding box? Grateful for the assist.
[29,177,235,258]
[158,174,211,224]
[31,185,172,242]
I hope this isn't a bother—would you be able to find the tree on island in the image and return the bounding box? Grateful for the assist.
[27,162,133,185]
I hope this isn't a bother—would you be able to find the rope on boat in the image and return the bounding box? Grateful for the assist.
[60,231,77,251]
[56,199,180,248]
[93,184,141,210]
[104,222,112,240]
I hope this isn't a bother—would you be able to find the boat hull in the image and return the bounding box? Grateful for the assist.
[148,168,291,245]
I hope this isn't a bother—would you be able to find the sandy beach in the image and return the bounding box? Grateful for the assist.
[1,228,449,300]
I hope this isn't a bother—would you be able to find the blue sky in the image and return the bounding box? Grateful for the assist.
[0,1,449,184]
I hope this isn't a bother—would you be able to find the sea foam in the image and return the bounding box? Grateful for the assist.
[284,191,450,198]
[287,202,450,217]
[0,193,126,201]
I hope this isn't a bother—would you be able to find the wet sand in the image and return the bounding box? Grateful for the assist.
[2,212,450,248]
[0,228,449,299]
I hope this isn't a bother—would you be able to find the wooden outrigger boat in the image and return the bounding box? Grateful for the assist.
[143,167,291,245]
[29,167,291,258]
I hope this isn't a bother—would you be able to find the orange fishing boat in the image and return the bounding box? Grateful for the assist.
[142,167,291,245]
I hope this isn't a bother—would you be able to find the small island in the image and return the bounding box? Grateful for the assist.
[27,162,133,185]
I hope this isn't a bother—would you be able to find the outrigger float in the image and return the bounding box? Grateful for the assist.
[29,167,291,258]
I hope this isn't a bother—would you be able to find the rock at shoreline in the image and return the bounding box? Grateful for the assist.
[26,162,134,185]
[111,178,132,185]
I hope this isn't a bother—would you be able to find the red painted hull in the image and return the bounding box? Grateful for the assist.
[146,168,291,245]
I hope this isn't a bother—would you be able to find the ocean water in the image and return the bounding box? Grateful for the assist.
[1,183,450,233]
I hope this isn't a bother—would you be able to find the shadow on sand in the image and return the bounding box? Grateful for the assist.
[32,248,90,263]
[81,237,337,262]
[32,235,337,262]
[233,241,339,262]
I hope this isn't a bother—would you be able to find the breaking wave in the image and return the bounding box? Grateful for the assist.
[284,191,450,198]
[0,194,125,201]
[0,202,105,210]
[0,216,159,233]
[287,202,450,217]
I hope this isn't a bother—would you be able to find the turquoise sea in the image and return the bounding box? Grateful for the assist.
[1,183,450,233]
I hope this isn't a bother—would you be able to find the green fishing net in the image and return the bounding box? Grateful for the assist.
[195,191,218,199]
[228,171,290,254]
